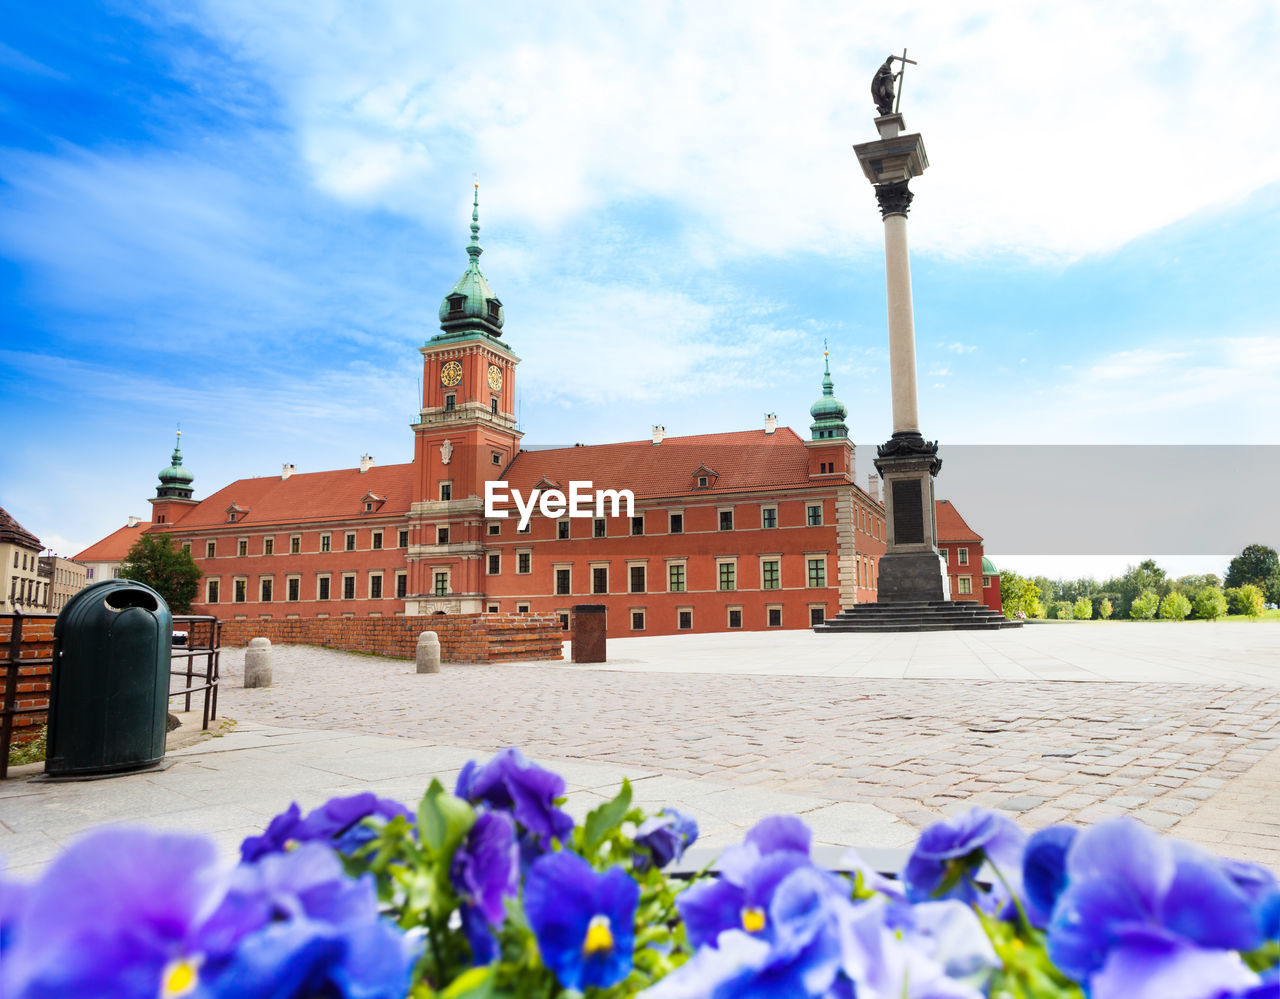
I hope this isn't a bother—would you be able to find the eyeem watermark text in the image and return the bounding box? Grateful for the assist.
[484,480,635,532]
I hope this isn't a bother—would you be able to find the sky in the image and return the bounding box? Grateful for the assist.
[2,0,1279,582]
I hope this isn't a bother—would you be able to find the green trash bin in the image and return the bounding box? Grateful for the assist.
[46,579,173,777]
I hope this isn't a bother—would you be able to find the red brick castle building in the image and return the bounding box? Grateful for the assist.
[80,188,999,635]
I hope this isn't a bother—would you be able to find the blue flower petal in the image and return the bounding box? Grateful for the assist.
[1023,825,1077,927]
[1162,856,1262,953]
[745,816,812,857]
[1090,927,1259,999]
[677,878,745,950]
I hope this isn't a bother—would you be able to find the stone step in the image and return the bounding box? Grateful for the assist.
[814,601,1021,633]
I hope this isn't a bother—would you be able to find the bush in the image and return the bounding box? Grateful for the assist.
[1072,597,1092,620]
[1226,584,1265,617]
[1052,600,1073,620]
[1130,590,1159,620]
[1193,587,1228,621]
[1159,592,1191,621]
[1029,598,1046,619]
[1098,598,1113,620]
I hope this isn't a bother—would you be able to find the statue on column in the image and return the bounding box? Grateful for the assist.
[871,55,897,115]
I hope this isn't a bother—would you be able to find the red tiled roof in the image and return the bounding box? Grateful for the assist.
[156,462,415,529]
[0,508,42,550]
[75,522,148,562]
[504,429,816,499]
[936,499,982,543]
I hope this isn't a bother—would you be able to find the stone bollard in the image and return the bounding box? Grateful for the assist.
[244,637,272,688]
[416,631,441,674]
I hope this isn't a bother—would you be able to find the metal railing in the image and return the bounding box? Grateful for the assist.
[170,615,222,732]
[1,613,53,780]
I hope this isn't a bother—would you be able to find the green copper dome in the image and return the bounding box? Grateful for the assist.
[982,556,997,575]
[437,182,504,339]
[156,432,194,500]
[809,352,849,440]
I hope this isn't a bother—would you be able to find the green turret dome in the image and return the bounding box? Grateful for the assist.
[156,432,194,499]
[809,352,849,440]
[437,182,504,339]
[981,556,997,575]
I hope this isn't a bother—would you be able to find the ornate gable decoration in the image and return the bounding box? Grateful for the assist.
[225,503,249,523]
[691,464,719,489]
[361,491,387,514]
[535,475,559,491]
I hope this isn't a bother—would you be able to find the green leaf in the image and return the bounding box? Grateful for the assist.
[438,965,496,999]
[418,779,476,856]
[583,778,633,856]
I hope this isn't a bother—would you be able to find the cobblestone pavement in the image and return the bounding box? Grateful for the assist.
[210,643,1280,867]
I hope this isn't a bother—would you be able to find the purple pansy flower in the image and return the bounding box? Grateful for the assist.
[201,842,416,999]
[524,850,639,991]
[0,867,26,957]
[902,807,1028,913]
[634,808,699,870]
[450,811,519,965]
[1022,824,1077,927]
[1047,818,1264,988]
[455,748,574,846]
[240,793,411,862]
[1088,926,1259,999]
[1,826,228,999]
[677,815,817,949]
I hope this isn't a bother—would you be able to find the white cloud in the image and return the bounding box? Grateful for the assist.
[934,333,1280,443]
[182,0,1280,261]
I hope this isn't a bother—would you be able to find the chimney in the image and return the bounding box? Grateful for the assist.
[359,454,374,473]
[282,463,296,480]
[126,515,142,528]
[652,425,665,445]
[866,474,882,504]
[764,413,777,435]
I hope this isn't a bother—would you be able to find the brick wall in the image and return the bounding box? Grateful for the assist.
[1,613,55,744]
[217,613,563,663]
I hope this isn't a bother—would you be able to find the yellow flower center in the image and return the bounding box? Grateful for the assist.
[161,957,200,997]
[583,914,614,955]
[741,906,766,933]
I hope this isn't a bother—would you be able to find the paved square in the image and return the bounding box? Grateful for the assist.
[3,621,1278,878]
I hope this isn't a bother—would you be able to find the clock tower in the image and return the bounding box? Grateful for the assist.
[406,184,522,613]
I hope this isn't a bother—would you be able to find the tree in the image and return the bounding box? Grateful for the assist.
[1000,571,1042,620]
[118,534,202,614]
[1193,587,1228,621]
[1159,592,1191,621]
[1098,598,1113,620]
[1052,600,1072,620]
[1130,590,1160,620]
[1173,574,1221,598]
[1105,560,1169,620]
[1226,584,1265,618]
[1224,544,1280,591]
[1072,597,1092,620]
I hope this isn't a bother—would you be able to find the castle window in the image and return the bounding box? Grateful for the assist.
[318,576,330,600]
[343,574,356,600]
[260,578,273,602]
[810,606,825,626]
[440,482,452,501]
[372,531,383,550]
[445,394,456,411]
[491,398,498,415]
[762,559,780,589]
[488,554,500,575]
[234,578,247,603]
[761,507,777,529]
[555,567,571,595]
[206,579,220,603]
[370,574,383,599]
[488,523,500,536]
[345,532,356,552]
[668,563,686,592]
[321,533,331,552]
[807,558,826,588]
[592,566,608,594]
[631,515,644,536]
[718,561,736,591]
[958,548,969,565]
[807,504,823,526]
[629,565,646,593]
[290,535,301,554]
[558,519,570,539]
[593,518,606,538]
[264,538,274,556]
[287,577,300,601]
[698,476,708,488]
[437,527,450,545]
[958,576,973,595]
[237,539,247,557]
[768,606,783,627]
[206,541,216,558]
[492,452,502,465]
[518,551,531,574]
[487,299,500,320]
[631,610,645,631]
[399,529,410,547]
[719,510,734,531]
[678,609,692,630]
[448,296,464,314]
[395,572,407,598]
[434,572,449,596]
[669,512,683,534]
[728,607,743,629]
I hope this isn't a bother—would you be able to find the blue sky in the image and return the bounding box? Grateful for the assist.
[3,1,1279,580]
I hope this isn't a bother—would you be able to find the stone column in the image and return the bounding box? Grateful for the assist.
[882,210,920,435]
[853,113,948,603]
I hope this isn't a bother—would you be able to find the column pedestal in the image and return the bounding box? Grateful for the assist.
[874,434,947,602]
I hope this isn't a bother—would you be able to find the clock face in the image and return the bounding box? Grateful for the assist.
[440,361,463,387]
[487,364,503,391]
